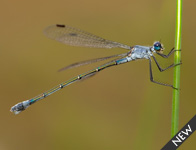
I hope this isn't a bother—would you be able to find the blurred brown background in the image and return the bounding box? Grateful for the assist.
[0,0,195,150]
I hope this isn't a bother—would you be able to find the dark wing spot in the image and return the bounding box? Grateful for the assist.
[56,24,65,28]
[69,33,77,36]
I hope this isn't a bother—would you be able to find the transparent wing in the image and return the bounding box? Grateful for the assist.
[58,53,128,72]
[44,24,131,50]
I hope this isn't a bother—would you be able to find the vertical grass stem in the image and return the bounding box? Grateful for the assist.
[171,0,182,137]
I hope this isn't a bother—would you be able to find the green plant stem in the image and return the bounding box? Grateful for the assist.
[171,0,182,137]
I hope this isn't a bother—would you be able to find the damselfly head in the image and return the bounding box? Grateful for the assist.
[153,41,164,52]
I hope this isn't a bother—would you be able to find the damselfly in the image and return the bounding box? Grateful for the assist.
[10,24,180,114]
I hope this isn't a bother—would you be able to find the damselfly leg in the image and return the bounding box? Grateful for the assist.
[152,55,181,72]
[149,48,182,89]
[149,58,177,89]
[156,48,181,58]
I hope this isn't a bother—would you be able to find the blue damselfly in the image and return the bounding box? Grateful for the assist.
[10,24,180,114]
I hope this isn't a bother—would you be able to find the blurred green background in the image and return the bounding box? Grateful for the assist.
[1,0,195,150]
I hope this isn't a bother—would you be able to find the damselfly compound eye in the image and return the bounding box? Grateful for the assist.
[153,41,163,51]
